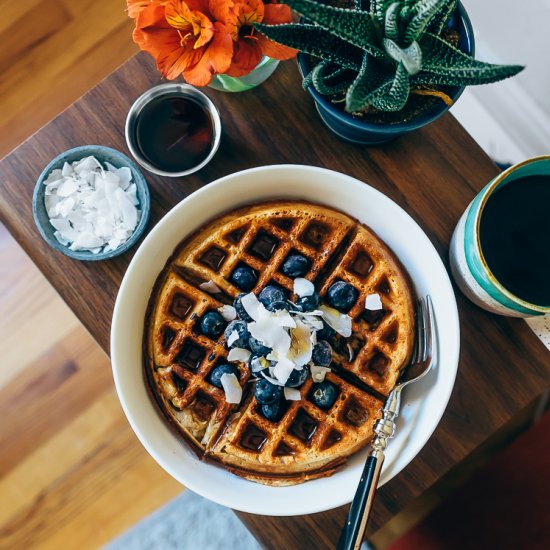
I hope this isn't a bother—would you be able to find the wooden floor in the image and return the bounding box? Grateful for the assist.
[0,2,182,549]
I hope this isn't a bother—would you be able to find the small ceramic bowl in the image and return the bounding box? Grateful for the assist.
[32,145,151,261]
[125,83,222,177]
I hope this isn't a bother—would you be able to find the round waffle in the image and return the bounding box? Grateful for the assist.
[144,201,415,485]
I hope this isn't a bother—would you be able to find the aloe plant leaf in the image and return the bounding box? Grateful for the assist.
[302,68,314,90]
[405,0,451,44]
[302,59,348,90]
[345,54,389,112]
[383,38,422,75]
[312,62,356,95]
[255,23,363,71]
[281,0,383,56]
[384,2,401,42]
[420,33,524,84]
[370,63,410,111]
[322,64,351,81]
[428,0,457,35]
[372,0,397,25]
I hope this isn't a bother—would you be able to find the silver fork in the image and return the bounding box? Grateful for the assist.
[337,295,435,550]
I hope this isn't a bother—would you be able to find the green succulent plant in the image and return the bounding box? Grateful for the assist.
[256,0,523,114]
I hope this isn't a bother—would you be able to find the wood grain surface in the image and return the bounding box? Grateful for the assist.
[0,0,136,158]
[0,54,549,549]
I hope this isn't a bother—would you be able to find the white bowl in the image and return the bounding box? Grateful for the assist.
[111,165,460,516]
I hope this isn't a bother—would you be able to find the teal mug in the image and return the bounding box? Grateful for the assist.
[450,156,550,317]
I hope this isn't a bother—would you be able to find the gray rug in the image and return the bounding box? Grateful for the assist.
[104,491,261,550]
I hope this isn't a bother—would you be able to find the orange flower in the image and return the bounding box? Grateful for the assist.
[132,0,233,86]
[210,0,297,77]
[127,0,161,19]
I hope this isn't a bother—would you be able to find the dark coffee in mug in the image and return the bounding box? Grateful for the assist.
[479,175,550,305]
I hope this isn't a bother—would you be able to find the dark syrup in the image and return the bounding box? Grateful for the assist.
[479,175,550,305]
[135,94,214,172]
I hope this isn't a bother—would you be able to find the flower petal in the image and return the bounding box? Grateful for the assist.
[257,34,297,60]
[133,3,206,80]
[165,0,214,48]
[127,0,157,19]
[134,3,168,31]
[186,0,211,12]
[209,0,230,22]
[183,22,233,85]
[263,3,292,25]
[226,38,263,77]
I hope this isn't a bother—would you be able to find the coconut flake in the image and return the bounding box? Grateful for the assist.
[240,292,265,321]
[61,162,73,177]
[319,305,352,337]
[271,308,296,328]
[260,371,284,386]
[227,347,251,363]
[226,329,240,347]
[251,356,269,373]
[220,373,242,404]
[218,304,237,322]
[310,365,331,383]
[290,309,323,317]
[199,280,221,294]
[300,314,324,332]
[272,357,296,385]
[284,387,301,401]
[288,319,313,367]
[293,277,314,297]
[347,343,354,362]
[248,316,291,357]
[365,293,383,310]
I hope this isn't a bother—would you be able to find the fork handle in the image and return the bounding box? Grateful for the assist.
[336,450,385,550]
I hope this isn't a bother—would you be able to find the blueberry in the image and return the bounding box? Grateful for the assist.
[224,320,250,348]
[259,285,287,311]
[312,340,333,367]
[326,281,359,312]
[267,300,289,312]
[286,367,309,388]
[209,363,239,389]
[296,292,320,312]
[249,336,271,356]
[317,321,335,341]
[310,381,338,410]
[281,254,309,278]
[261,400,282,422]
[233,293,253,322]
[230,266,257,291]
[199,311,226,339]
[254,379,282,405]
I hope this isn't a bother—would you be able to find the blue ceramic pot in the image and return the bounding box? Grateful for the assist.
[33,145,150,261]
[297,3,474,145]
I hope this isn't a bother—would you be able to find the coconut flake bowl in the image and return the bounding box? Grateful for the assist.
[32,145,150,261]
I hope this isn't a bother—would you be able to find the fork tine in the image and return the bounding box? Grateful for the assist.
[415,297,425,364]
[424,295,434,363]
[422,297,430,362]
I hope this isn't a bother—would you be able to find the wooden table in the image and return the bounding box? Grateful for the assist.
[1,54,548,549]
